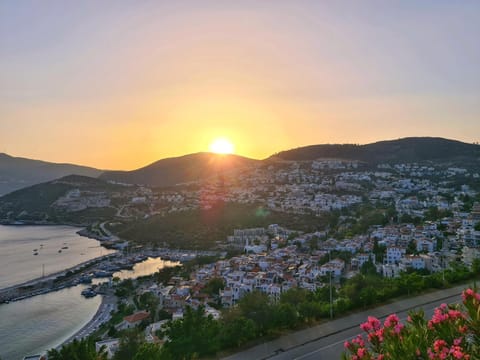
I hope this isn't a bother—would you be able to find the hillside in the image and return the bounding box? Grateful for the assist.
[113,202,325,249]
[271,137,480,164]
[100,152,258,188]
[0,153,102,196]
[0,175,133,225]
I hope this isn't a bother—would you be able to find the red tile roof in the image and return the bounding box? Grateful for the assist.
[124,311,150,323]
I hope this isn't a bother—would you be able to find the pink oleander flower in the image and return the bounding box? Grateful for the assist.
[458,325,467,333]
[360,321,372,332]
[393,323,404,334]
[449,346,465,359]
[462,289,475,301]
[357,347,367,358]
[384,313,399,328]
[344,341,351,349]
[375,328,384,342]
[351,334,366,348]
[448,309,463,320]
[433,339,447,352]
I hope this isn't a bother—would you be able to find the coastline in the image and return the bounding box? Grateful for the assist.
[0,252,117,301]
[58,292,117,349]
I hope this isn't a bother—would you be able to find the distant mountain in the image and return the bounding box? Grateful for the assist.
[100,152,259,188]
[0,175,132,224]
[270,137,480,164]
[0,153,102,196]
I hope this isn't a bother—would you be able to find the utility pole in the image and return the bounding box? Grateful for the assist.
[328,250,333,319]
[42,263,45,278]
[329,269,333,319]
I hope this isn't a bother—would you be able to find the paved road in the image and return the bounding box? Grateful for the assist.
[223,284,467,360]
[60,293,117,347]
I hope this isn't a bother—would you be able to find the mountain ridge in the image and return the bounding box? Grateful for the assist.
[269,137,480,163]
[2,137,479,195]
[99,152,259,188]
[0,153,103,196]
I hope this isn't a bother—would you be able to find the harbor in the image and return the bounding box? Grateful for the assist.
[0,247,216,304]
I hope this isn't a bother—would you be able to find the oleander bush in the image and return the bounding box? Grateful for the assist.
[343,288,480,360]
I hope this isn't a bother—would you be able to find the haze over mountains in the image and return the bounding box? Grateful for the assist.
[99,152,259,189]
[271,137,480,163]
[1,137,479,197]
[0,153,102,196]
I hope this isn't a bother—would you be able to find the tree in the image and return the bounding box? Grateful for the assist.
[406,239,417,255]
[360,260,378,277]
[280,288,309,307]
[237,291,274,335]
[472,258,480,275]
[138,292,159,320]
[47,338,107,360]
[113,330,143,360]
[132,343,164,360]
[162,306,220,359]
[202,277,225,297]
[272,303,299,329]
[220,316,257,348]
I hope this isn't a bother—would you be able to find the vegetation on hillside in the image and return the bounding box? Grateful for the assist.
[113,202,329,249]
[272,137,480,164]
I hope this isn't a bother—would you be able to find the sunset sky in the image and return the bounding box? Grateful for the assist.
[1,1,479,170]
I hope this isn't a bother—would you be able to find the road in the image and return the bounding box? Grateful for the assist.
[223,284,467,360]
[60,293,117,347]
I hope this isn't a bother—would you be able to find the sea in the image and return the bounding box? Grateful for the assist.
[0,225,179,360]
[0,225,115,288]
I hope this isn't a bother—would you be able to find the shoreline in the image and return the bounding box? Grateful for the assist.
[58,292,116,349]
[0,252,117,300]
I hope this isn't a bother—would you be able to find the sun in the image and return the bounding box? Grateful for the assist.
[209,138,235,155]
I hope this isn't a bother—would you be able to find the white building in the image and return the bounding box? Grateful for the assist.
[386,247,406,264]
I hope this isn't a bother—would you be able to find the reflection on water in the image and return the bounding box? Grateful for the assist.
[0,285,101,360]
[0,225,115,288]
[114,257,181,280]
[92,257,181,286]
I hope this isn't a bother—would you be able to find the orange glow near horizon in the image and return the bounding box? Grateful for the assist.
[209,138,235,154]
[1,2,479,170]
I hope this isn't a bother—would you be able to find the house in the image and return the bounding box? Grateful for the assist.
[116,311,150,330]
[95,339,120,359]
[386,247,406,264]
[416,238,435,253]
[381,264,400,278]
[399,255,425,271]
[145,320,169,343]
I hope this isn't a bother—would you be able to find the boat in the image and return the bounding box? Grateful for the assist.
[61,246,69,250]
[93,270,113,278]
[33,252,38,256]
[58,249,62,253]
[79,275,93,284]
[81,288,97,298]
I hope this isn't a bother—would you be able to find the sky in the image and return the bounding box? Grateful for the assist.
[1,1,479,170]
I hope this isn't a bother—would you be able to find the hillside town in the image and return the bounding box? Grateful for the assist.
[7,159,480,359]
[78,158,480,357]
